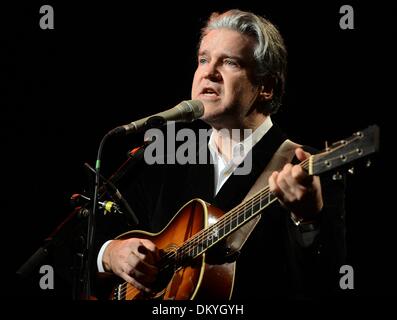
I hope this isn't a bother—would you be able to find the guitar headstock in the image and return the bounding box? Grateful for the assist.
[309,125,380,176]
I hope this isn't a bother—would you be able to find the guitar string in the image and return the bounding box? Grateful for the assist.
[118,140,362,298]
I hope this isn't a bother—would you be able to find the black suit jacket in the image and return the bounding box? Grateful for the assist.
[94,123,346,300]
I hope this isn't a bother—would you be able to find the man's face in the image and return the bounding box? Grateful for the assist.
[191,28,261,129]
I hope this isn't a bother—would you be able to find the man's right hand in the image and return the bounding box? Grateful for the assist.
[102,238,160,293]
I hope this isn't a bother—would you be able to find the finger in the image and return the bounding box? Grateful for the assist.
[127,263,158,286]
[269,171,291,199]
[295,147,311,162]
[270,176,296,206]
[127,252,159,278]
[139,239,159,260]
[133,249,156,266]
[291,164,313,186]
[268,171,278,194]
[277,164,304,202]
[120,271,152,293]
[277,164,294,191]
[125,238,144,254]
[276,173,296,201]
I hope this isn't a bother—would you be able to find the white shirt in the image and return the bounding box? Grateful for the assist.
[208,117,273,195]
[97,117,273,272]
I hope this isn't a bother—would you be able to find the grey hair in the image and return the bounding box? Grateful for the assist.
[201,9,287,114]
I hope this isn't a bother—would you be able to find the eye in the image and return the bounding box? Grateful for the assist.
[198,56,208,65]
[224,59,238,67]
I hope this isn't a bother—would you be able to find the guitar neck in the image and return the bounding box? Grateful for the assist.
[178,186,279,262]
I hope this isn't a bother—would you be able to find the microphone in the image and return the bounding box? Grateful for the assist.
[109,99,204,136]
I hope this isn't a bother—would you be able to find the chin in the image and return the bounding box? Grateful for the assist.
[202,106,222,121]
[201,111,229,129]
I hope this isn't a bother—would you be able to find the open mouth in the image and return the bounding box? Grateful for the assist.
[201,87,219,96]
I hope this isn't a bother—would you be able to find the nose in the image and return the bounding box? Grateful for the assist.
[203,62,221,81]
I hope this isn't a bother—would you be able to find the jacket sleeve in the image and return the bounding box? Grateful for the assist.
[284,170,347,296]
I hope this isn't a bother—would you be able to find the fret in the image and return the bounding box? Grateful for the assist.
[248,200,252,216]
[247,200,253,217]
[260,195,267,208]
[206,233,211,249]
[218,226,225,238]
[252,199,261,214]
[244,205,252,218]
[231,215,237,229]
[206,234,212,248]
[225,220,230,234]
[184,246,192,260]
[237,212,245,224]
[267,190,273,205]
[189,246,195,259]
[197,241,205,253]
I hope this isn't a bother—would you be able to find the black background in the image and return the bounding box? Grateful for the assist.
[2,0,396,307]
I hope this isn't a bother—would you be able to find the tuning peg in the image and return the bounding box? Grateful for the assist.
[332,171,343,181]
[366,159,372,168]
[325,141,330,152]
[348,167,355,175]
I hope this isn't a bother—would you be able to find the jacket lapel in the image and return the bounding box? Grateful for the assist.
[213,124,287,212]
[183,142,215,204]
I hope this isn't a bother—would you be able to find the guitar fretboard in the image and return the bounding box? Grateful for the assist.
[176,188,279,265]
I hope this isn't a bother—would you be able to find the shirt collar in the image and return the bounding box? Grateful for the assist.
[208,116,273,164]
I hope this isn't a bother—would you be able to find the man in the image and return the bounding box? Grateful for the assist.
[95,9,345,300]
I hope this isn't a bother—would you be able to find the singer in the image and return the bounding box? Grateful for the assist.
[92,9,346,300]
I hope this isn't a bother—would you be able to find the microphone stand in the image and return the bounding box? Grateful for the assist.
[80,131,111,299]
[80,116,165,299]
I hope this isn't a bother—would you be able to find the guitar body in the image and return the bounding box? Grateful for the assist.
[112,199,235,300]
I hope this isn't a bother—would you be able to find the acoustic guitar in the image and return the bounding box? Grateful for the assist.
[104,125,379,300]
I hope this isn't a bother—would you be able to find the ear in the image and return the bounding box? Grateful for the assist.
[259,86,273,101]
[259,77,275,101]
